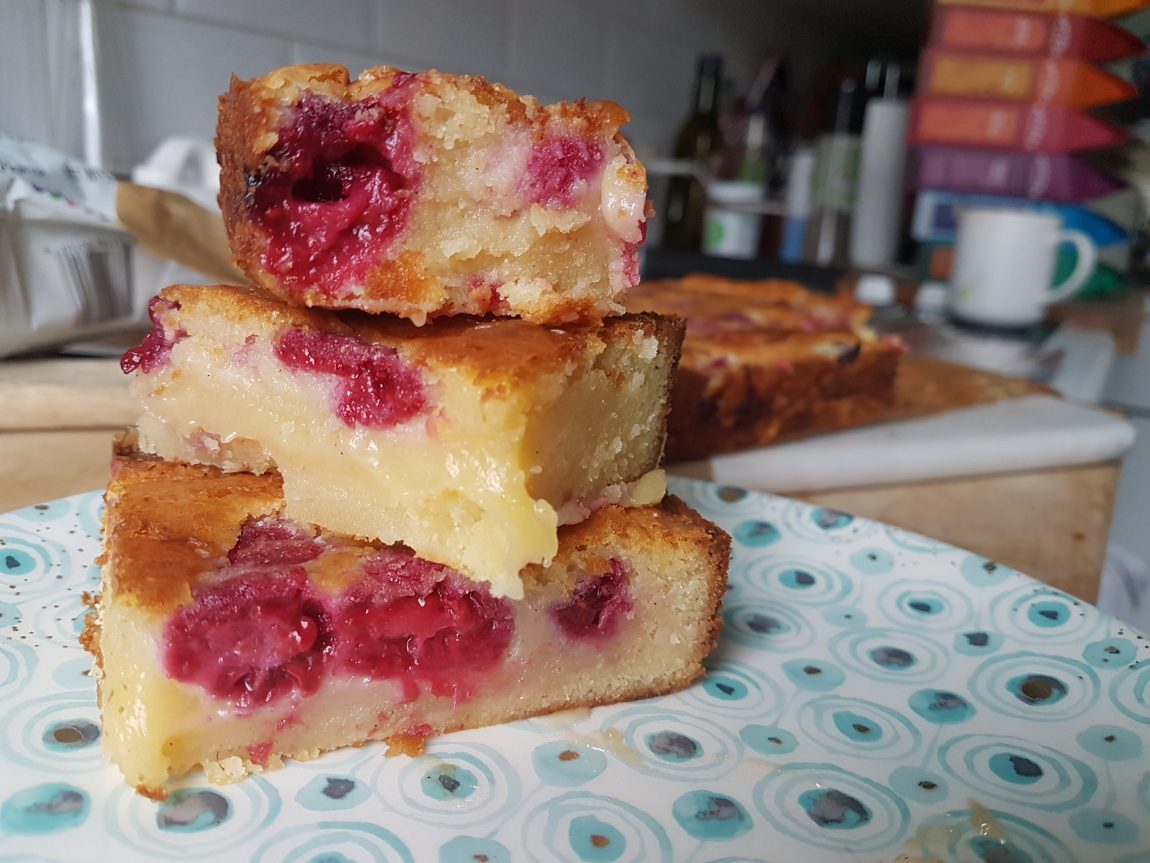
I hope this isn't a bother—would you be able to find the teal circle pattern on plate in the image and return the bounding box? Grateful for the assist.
[1076,724,1143,761]
[671,790,753,841]
[520,792,671,862]
[730,519,781,548]
[953,629,1005,656]
[751,763,909,853]
[0,599,21,628]
[0,526,70,600]
[439,835,510,863]
[875,579,975,631]
[608,705,742,781]
[827,626,949,684]
[0,637,38,699]
[908,807,1073,862]
[252,821,413,863]
[294,775,372,811]
[373,743,520,829]
[0,782,89,834]
[1069,808,1140,846]
[779,501,876,544]
[11,500,73,523]
[2,481,1150,862]
[937,734,1097,811]
[30,591,91,649]
[684,483,763,518]
[103,776,280,857]
[50,655,94,690]
[989,583,1105,646]
[887,765,949,804]
[740,724,798,757]
[532,741,608,787]
[967,651,1102,722]
[796,696,922,760]
[680,659,786,719]
[3,691,103,772]
[1084,637,1138,669]
[907,688,977,725]
[1110,661,1150,725]
[881,523,951,554]
[959,553,1017,588]
[723,602,815,653]
[781,657,846,692]
[848,547,895,575]
[71,497,105,543]
[740,556,853,606]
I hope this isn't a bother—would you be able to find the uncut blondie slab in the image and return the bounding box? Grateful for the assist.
[218,64,648,325]
[123,285,683,597]
[628,276,902,461]
[84,444,728,799]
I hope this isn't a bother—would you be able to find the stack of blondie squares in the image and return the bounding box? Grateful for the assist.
[84,64,729,799]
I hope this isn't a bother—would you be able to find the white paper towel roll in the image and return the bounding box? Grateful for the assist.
[850,99,909,268]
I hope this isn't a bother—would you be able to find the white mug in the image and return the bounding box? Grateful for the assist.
[949,208,1097,328]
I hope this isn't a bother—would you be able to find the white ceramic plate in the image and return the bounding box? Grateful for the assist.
[1,478,1148,862]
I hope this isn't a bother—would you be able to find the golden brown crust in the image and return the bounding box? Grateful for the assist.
[654,495,730,666]
[219,64,630,167]
[78,596,102,682]
[103,432,285,615]
[157,283,678,391]
[360,250,444,312]
[628,276,903,460]
[629,276,870,333]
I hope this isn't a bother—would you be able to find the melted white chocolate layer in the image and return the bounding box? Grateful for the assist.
[131,291,678,597]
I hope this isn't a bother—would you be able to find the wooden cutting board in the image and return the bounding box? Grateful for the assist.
[0,358,136,430]
[888,353,1053,416]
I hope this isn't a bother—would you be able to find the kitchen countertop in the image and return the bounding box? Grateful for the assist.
[0,357,1123,603]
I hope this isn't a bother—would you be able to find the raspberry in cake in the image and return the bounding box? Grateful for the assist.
[84,442,729,799]
[217,64,648,325]
[123,284,684,597]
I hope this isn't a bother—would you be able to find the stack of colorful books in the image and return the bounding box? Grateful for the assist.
[907,0,1147,296]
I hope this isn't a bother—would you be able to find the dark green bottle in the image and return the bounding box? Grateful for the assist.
[663,54,724,250]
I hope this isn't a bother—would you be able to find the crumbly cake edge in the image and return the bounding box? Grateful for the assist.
[216,64,640,324]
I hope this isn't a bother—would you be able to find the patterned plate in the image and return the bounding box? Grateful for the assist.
[1,479,1148,862]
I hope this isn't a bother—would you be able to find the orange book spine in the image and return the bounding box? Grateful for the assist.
[936,0,1149,18]
[910,99,1130,153]
[923,51,1136,108]
[932,7,1146,60]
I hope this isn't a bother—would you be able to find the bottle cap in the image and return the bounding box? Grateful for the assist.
[854,273,896,306]
[915,280,950,315]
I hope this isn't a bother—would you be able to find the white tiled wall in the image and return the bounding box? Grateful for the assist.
[2,0,829,176]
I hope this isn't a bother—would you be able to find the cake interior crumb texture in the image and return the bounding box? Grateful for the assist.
[85,448,729,799]
[127,284,684,597]
[218,64,647,324]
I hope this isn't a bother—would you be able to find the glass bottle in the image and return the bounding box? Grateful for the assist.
[663,54,724,250]
[804,77,865,267]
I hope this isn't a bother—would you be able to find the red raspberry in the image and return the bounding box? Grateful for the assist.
[550,560,633,644]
